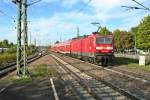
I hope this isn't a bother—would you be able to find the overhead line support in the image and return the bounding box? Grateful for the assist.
[16,0,22,76]
[23,0,28,76]
[12,0,29,77]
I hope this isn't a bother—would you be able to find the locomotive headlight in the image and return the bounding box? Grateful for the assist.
[106,47,113,50]
[96,46,113,50]
[96,47,103,50]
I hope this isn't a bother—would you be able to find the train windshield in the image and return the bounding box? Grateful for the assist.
[96,37,112,44]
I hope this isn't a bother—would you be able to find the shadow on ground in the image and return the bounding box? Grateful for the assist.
[113,57,138,66]
[0,79,54,100]
[0,78,83,100]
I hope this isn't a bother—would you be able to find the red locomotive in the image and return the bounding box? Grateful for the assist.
[51,32,114,66]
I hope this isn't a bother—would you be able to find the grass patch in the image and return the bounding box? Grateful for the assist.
[114,57,138,65]
[11,76,32,84]
[31,64,59,79]
[31,64,48,78]
[115,57,150,72]
[11,64,59,84]
[47,67,60,78]
[0,48,37,65]
[0,53,16,64]
[127,63,150,72]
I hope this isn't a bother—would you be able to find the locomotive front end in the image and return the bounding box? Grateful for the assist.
[95,36,114,66]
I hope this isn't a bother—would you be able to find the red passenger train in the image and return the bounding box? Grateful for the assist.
[51,32,114,66]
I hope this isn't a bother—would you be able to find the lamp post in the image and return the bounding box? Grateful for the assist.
[134,33,137,54]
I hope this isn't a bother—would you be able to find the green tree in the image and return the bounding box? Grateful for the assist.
[55,41,60,44]
[0,40,15,48]
[6,46,16,53]
[136,15,150,49]
[130,26,139,49]
[113,30,134,51]
[2,40,9,47]
[113,29,122,51]
[131,26,139,35]
[121,31,134,49]
[10,42,14,47]
[0,41,2,47]
[99,27,110,35]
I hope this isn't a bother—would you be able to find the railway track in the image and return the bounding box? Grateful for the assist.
[50,57,96,100]
[51,52,149,99]
[0,53,46,77]
[51,54,144,100]
[54,52,150,84]
[110,67,150,83]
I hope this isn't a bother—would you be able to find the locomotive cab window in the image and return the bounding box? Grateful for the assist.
[96,37,112,44]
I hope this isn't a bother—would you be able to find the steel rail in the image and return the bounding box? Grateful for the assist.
[109,67,150,82]
[0,54,38,70]
[51,54,143,100]
[117,67,150,78]
[52,55,113,100]
[51,59,96,100]
[56,52,150,84]
[0,53,46,77]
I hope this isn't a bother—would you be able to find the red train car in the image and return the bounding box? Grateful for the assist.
[51,40,71,55]
[51,32,114,66]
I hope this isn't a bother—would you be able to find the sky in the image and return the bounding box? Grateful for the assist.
[0,0,149,46]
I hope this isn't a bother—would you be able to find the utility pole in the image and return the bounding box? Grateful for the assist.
[34,38,36,46]
[12,0,22,76]
[77,27,79,37]
[23,0,28,76]
[12,0,42,77]
[12,0,28,76]
[60,33,62,42]
[134,34,137,54]
[27,21,31,45]
[30,31,31,45]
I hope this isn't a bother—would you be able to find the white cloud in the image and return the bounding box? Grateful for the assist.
[1,0,11,3]
[41,0,59,3]
[29,14,78,45]
[29,5,148,45]
[62,0,79,6]
[91,0,123,8]
[0,0,57,4]
[0,0,149,45]
[0,25,16,43]
[62,0,87,6]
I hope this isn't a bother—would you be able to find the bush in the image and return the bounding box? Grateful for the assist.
[0,45,37,65]
[0,53,16,64]
[6,47,17,53]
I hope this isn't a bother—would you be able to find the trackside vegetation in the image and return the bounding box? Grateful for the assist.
[99,27,110,35]
[0,39,38,65]
[11,64,59,84]
[115,57,150,72]
[114,15,150,51]
[99,15,150,52]
[0,39,14,48]
[0,53,16,64]
[127,64,150,72]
